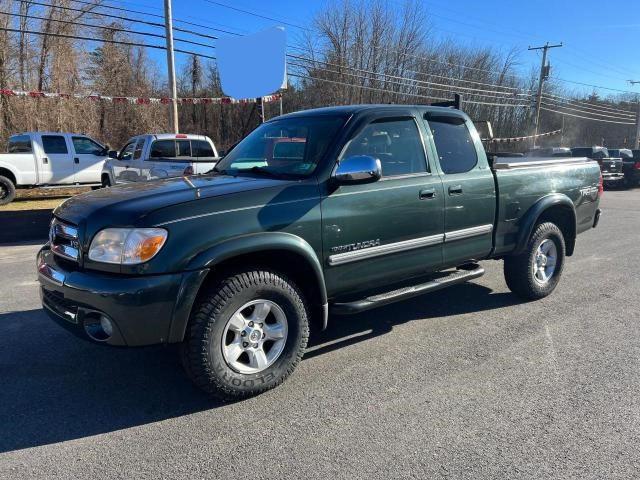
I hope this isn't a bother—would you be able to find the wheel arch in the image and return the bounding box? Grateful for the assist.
[515,194,577,256]
[168,233,328,343]
[0,166,18,185]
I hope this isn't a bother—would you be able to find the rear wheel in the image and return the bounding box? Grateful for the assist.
[504,222,566,300]
[181,269,309,400]
[0,175,16,206]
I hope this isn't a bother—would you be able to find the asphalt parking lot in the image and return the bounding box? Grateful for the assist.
[0,189,638,479]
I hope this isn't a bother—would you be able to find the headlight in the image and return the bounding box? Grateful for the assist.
[88,228,168,265]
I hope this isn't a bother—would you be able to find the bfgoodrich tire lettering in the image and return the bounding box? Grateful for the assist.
[504,222,566,300]
[181,270,309,400]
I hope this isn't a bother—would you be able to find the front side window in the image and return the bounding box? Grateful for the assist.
[119,141,136,161]
[133,139,145,160]
[426,115,478,174]
[72,136,104,155]
[8,135,32,153]
[340,118,428,176]
[216,116,345,177]
[42,135,68,154]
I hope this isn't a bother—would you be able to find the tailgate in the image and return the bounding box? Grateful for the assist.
[597,158,623,173]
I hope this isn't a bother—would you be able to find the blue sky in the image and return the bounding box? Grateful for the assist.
[124,0,640,97]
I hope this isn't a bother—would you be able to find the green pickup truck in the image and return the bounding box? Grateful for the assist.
[38,105,602,399]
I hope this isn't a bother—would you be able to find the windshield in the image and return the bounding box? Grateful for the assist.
[215,116,345,177]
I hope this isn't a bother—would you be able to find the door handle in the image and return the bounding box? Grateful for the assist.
[419,188,436,199]
[42,157,48,164]
[74,157,79,164]
[448,185,463,195]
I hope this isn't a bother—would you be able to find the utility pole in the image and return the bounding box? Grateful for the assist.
[164,0,179,133]
[529,42,562,148]
[628,80,640,149]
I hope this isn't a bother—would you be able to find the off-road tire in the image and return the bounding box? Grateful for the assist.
[181,269,309,400]
[0,175,16,206]
[504,222,566,300]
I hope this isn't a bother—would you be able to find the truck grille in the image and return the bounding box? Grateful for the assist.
[49,218,80,263]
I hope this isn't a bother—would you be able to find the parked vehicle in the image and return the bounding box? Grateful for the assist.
[101,134,218,186]
[0,132,109,205]
[571,146,624,186]
[526,147,572,158]
[38,105,602,399]
[609,148,640,187]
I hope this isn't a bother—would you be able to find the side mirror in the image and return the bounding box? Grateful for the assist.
[108,150,118,159]
[333,155,382,185]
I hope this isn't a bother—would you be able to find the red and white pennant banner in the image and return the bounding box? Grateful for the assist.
[0,88,281,105]
[490,129,562,143]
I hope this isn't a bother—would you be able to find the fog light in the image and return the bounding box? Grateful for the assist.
[100,315,113,337]
[83,313,113,342]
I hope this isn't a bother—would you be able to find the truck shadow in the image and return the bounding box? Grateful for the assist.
[0,283,518,453]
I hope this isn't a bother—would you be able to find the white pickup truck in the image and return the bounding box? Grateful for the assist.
[101,133,219,186]
[0,132,109,205]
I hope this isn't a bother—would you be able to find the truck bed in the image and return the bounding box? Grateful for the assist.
[491,156,601,256]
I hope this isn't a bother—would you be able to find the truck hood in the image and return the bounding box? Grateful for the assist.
[54,174,294,227]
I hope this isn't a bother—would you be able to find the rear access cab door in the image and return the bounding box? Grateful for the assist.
[421,110,496,267]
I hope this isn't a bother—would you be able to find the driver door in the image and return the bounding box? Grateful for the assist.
[321,114,445,297]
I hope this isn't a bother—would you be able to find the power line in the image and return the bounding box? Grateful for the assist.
[3,10,217,50]
[540,106,635,125]
[0,26,216,60]
[287,60,530,103]
[287,45,528,93]
[289,72,530,108]
[13,0,220,41]
[63,0,242,36]
[288,54,531,98]
[540,101,634,121]
[542,94,636,117]
[550,76,637,95]
[542,92,636,115]
[202,0,309,31]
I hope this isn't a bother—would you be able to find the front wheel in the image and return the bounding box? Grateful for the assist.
[181,270,309,400]
[504,222,566,300]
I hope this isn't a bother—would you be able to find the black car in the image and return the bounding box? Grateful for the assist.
[623,149,640,187]
[571,147,625,187]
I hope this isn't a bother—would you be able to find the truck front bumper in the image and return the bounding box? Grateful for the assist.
[37,246,207,346]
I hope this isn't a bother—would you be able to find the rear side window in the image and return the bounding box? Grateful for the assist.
[150,140,176,158]
[72,136,104,155]
[8,135,32,153]
[341,117,427,176]
[192,140,214,157]
[426,116,477,174]
[42,135,68,154]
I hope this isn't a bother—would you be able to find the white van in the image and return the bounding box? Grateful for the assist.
[102,134,219,186]
[0,132,109,204]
